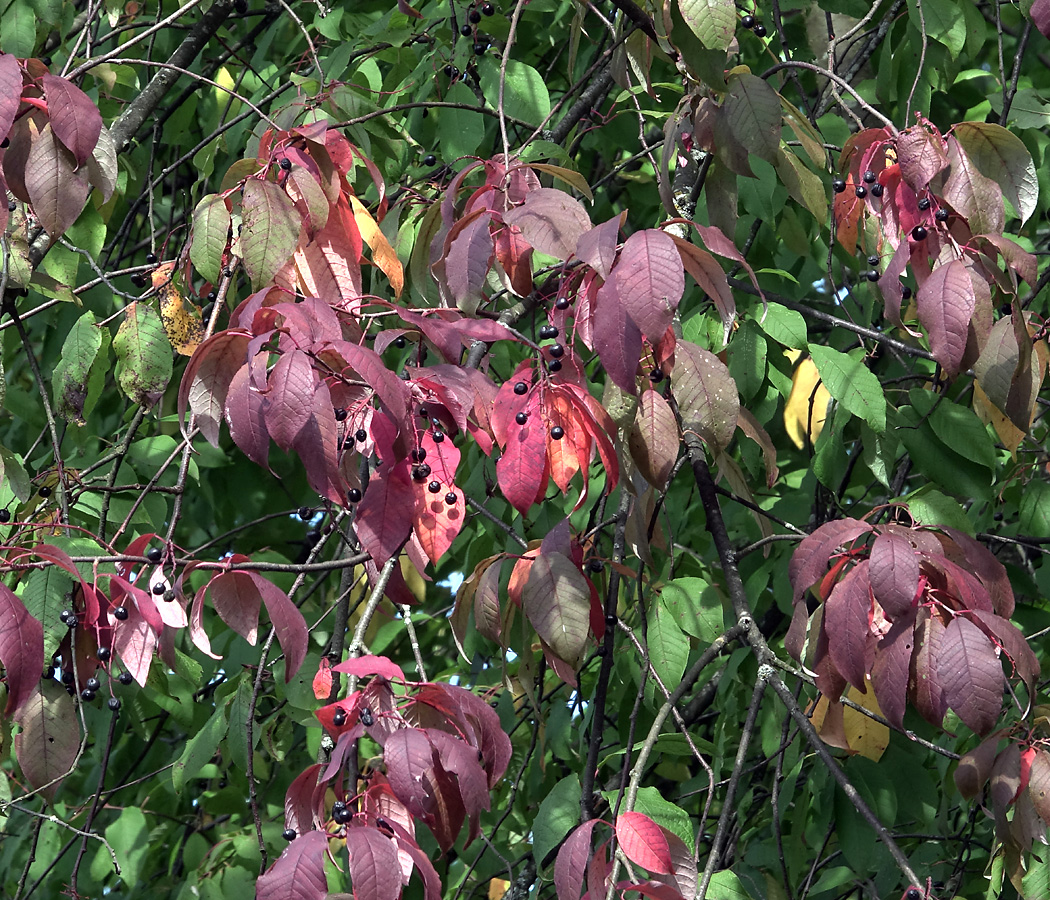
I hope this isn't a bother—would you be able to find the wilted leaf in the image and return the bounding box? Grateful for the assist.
[503,188,593,262]
[783,357,830,449]
[53,311,104,425]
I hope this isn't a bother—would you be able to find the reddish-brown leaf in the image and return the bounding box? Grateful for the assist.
[225,359,270,468]
[285,763,324,835]
[869,532,919,618]
[871,613,916,729]
[911,608,948,727]
[41,74,102,166]
[345,826,404,900]
[13,681,78,802]
[384,728,437,818]
[354,465,415,564]
[970,610,1039,697]
[954,731,1003,799]
[496,413,550,517]
[503,188,592,261]
[612,230,684,342]
[788,518,872,605]
[824,559,873,692]
[0,584,43,716]
[576,213,623,279]
[989,744,1021,835]
[943,135,1005,236]
[24,121,90,239]
[629,389,678,491]
[895,126,948,192]
[615,812,674,874]
[523,551,591,669]
[0,54,21,142]
[916,259,975,379]
[256,829,329,900]
[1028,750,1050,827]
[247,571,308,679]
[555,820,603,900]
[671,237,736,341]
[592,278,643,394]
[671,341,739,454]
[939,615,1004,735]
[208,571,261,645]
[111,601,158,686]
[179,331,250,445]
[294,215,363,307]
[266,349,316,452]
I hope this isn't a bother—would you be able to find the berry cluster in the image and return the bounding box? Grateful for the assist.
[740,10,767,38]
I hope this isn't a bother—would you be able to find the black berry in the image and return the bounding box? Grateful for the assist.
[555,297,570,310]
[428,481,442,493]
[469,9,481,22]
[855,186,867,198]
[394,336,406,348]
[163,590,175,602]
[444,65,459,78]
[97,647,111,661]
[334,407,348,421]
[514,381,528,395]
[551,426,565,440]
[461,24,473,35]
[866,270,880,282]
[516,412,528,425]
[870,183,884,197]
[108,697,121,712]
[355,428,368,442]
[234,0,248,11]
[360,708,374,726]
[917,197,931,211]
[60,609,73,624]
[482,1,494,11]
[445,492,457,505]
[867,255,879,266]
[863,170,876,184]
[334,807,352,824]
[741,13,755,27]
[589,559,604,572]
[86,677,100,691]
[906,891,921,900]
[0,510,9,523]
[912,225,928,241]
[283,829,297,841]
[901,286,913,300]
[280,158,291,170]
[207,290,217,301]
[333,709,347,726]
[113,606,129,620]
[411,448,427,462]
[418,405,429,418]
[605,613,617,627]
[423,154,436,166]
[474,41,488,54]
[81,689,96,701]
[147,547,163,563]
[752,23,766,36]
[832,178,846,193]
[348,488,362,503]
[39,485,52,498]
[650,369,664,382]
[119,672,133,685]
[432,431,445,443]
[548,359,562,372]
[146,252,158,264]
[152,582,166,595]
[131,273,146,287]
[549,344,565,358]
[935,208,949,222]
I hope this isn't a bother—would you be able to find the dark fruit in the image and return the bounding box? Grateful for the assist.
[306,530,321,544]
[423,154,436,166]
[411,448,427,462]
[548,359,562,372]
[752,23,766,36]
[867,255,879,266]
[551,426,565,440]
[147,547,163,563]
[131,273,146,287]
[152,582,166,595]
[855,186,867,198]
[539,324,558,339]
[283,829,297,841]
[355,428,368,442]
[299,506,312,520]
[555,297,570,310]
[832,178,846,193]
[481,1,494,12]
[163,590,175,602]
[0,510,9,523]
[333,710,347,726]
[108,697,121,712]
[418,405,429,418]
[461,24,473,35]
[906,891,921,900]
[917,197,931,211]
[146,252,158,264]
[935,208,949,221]
[418,463,431,478]
[335,807,352,824]
[333,800,346,812]
[863,170,876,184]
[348,488,363,503]
[901,286,913,300]
[432,431,445,443]
[605,613,618,627]
[549,344,565,358]
[912,225,927,241]
[445,492,457,505]
[515,411,528,425]
[334,407,348,421]
[469,9,481,22]
[360,708,374,726]
[741,13,755,27]
[60,609,73,624]
[86,677,100,691]
[97,647,111,661]
[428,481,442,493]
[866,270,880,282]
[113,606,129,620]
[39,485,52,497]
[412,466,426,482]
[81,689,96,701]
[514,381,528,395]
[474,41,488,54]
[119,672,133,685]
[207,290,217,301]
[394,336,406,348]
[870,183,884,197]
[444,64,459,78]
[279,157,291,170]
[650,369,664,382]
[589,559,604,572]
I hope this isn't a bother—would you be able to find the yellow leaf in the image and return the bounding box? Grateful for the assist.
[973,382,1024,457]
[489,879,510,900]
[153,263,205,356]
[349,195,404,298]
[841,683,889,762]
[783,357,830,449]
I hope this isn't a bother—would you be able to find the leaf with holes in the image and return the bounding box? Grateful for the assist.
[14,681,78,802]
[114,301,173,408]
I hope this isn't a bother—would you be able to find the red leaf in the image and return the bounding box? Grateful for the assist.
[345,826,404,900]
[593,278,643,393]
[916,259,976,379]
[312,658,333,700]
[294,215,364,307]
[256,829,329,900]
[871,613,916,729]
[41,74,102,166]
[824,559,873,692]
[248,572,308,680]
[24,121,90,239]
[629,389,678,491]
[939,615,1004,735]
[0,54,22,143]
[266,349,316,452]
[576,214,623,279]
[332,655,407,683]
[0,585,43,716]
[895,125,948,192]
[503,188,593,262]
[613,230,684,342]
[555,820,603,900]
[869,532,919,618]
[285,763,325,835]
[355,465,415,564]
[384,728,437,818]
[179,331,250,445]
[615,812,674,875]
[617,882,686,900]
[496,411,550,517]
[444,211,493,311]
[208,571,262,645]
[13,681,78,802]
[788,519,872,605]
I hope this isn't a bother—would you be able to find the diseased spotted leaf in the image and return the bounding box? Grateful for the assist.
[14,681,78,802]
[722,72,781,164]
[53,311,105,425]
[895,126,948,192]
[808,344,886,431]
[678,0,736,50]
[824,559,873,692]
[615,812,674,875]
[613,230,684,342]
[629,389,678,491]
[953,122,1038,224]
[24,121,90,239]
[41,74,102,166]
[939,615,1004,735]
[672,341,739,453]
[241,178,301,290]
[114,301,173,408]
[788,518,872,605]
[190,193,231,284]
[523,551,591,669]
[503,188,593,262]
[943,136,1005,236]
[869,532,919,618]
[916,259,976,379]
[256,829,329,900]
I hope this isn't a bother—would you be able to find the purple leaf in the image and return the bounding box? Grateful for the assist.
[241,178,301,290]
[939,615,1004,735]
[788,518,872,605]
[940,528,1014,617]
[895,126,948,192]
[824,559,873,692]
[256,829,329,900]
[384,728,437,818]
[179,331,250,445]
[291,378,344,505]
[911,608,948,727]
[503,188,593,261]
[916,259,975,379]
[0,584,43,716]
[555,820,603,900]
[0,54,21,143]
[354,465,415,564]
[943,135,1005,236]
[324,340,410,427]
[226,360,270,468]
[1032,0,1050,38]
[345,827,404,900]
[208,571,262,645]
[970,610,1039,698]
[444,210,494,312]
[248,572,309,680]
[671,341,739,454]
[613,230,684,342]
[266,349,316,452]
[953,122,1038,225]
[24,122,90,239]
[576,214,623,279]
[285,763,324,835]
[42,74,103,166]
[592,278,643,394]
[870,613,916,729]
[989,744,1020,835]
[869,532,919,618]
[523,551,592,669]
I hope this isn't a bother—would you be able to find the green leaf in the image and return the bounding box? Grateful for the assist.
[190,193,232,284]
[105,807,149,887]
[114,302,173,407]
[774,147,827,220]
[531,774,581,869]
[723,72,782,164]
[929,401,997,470]
[239,179,300,290]
[645,604,688,707]
[755,303,808,349]
[53,311,104,425]
[172,706,229,793]
[808,345,886,432]
[708,869,754,900]
[1019,480,1050,538]
[437,82,487,164]
[659,577,724,643]
[679,0,736,51]
[907,0,965,57]
[953,122,1039,224]
[631,786,695,852]
[479,58,550,125]
[0,446,31,501]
